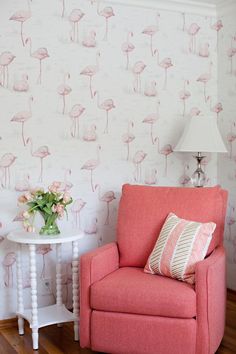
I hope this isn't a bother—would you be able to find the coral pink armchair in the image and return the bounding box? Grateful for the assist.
[80,184,228,354]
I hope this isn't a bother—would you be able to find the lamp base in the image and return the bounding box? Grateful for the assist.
[191,153,206,188]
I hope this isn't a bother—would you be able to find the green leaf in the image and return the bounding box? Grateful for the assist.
[43,206,53,215]
[27,201,37,208]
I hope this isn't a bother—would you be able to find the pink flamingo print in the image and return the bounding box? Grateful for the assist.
[227,206,235,241]
[132,61,146,93]
[13,211,25,222]
[0,153,17,189]
[13,74,29,92]
[187,23,200,54]
[144,80,157,97]
[11,96,33,146]
[142,13,160,56]
[207,96,223,120]
[227,36,236,74]
[199,43,210,58]
[56,169,73,192]
[0,225,4,244]
[2,252,16,287]
[154,137,173,176]
[179,80,191,116]
[9,0,31,46]
[25,37,49,84]
[121,31,135,70]
[69,104,85,138]
[61,263,72,307]
[181,13,186,32]
[15,173,30,192]
[211,19,223,50]
[61,0,66,17]
[0,168,4,188]
[57,73,72,115]
[189,107,201,117]
[26,137,50,182]
[144,168,158,185]
[154,49,173,90]
[36,245,52,279]
[69,9,85,43]
[0,51,16,88]
[196,61,213,102]
[22,272,31,289]
[71,199,86,229]
[94,90,115,134]
[84,217,98,235]
[83,124,97,142]
[81,145,101,192]
[122,121,135,161]
[179,164,190,187]
[142,100,160,144]
[227,122,236,159]
[97,2,115,41]
[80,51,100,99]
[95,184,115,225]
[82,30,97,48]
[133,151,147,182]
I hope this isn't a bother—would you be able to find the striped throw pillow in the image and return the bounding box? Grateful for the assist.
[144,212,216,284]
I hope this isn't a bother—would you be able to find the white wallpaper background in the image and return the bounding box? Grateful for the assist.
[0,0,222,319]
[218,4,236,291]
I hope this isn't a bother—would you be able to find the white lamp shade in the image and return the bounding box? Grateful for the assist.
[174,116,227,153]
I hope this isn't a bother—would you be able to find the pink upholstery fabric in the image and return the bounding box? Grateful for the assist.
[144,212,216,284]
[80,185,228,354]
[195,246,226,354]
[91,267,196,318]
[91,311,196,354]
[117,184,227,267]
[79,242,119,348]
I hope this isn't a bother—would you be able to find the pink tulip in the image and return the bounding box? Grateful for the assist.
[27,225,35,232]
[23,220,30,229]
[18,195,28,204]
[49,181,61,193]
[24,191,33,201]
[52,203,64,217]
[30,187,44,195]
[56,203,64,217]
[63,192,71,203]
[23,211,30,219]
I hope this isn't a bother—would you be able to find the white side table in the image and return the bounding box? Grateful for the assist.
[7,229,84,350]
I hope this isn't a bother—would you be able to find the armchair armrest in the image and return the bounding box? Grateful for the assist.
[195,246,226,354]
[80,242,119,348]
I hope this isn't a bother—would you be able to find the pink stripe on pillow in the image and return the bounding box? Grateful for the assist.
[144,212,216,284]
[183,222,216,283]
[159,217,188,277]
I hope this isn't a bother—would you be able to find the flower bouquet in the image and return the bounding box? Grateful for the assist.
[18,182,73,235]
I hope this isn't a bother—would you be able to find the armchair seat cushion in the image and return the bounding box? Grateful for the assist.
[90,267,196,319]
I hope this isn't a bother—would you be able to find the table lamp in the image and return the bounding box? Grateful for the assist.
[174,115,227,187]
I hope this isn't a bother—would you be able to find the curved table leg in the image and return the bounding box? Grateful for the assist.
[29,244,39,350]
[16,244,24,335]
[72,240,79,341]
[56,243,63,327]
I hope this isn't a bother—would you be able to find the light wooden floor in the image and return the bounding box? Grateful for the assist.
[0,291,235,354]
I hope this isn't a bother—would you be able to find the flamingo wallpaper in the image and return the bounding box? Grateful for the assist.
[0,0,221,319]
[218,3,236,291]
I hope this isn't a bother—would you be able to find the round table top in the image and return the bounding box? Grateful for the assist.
[7,229,84,245]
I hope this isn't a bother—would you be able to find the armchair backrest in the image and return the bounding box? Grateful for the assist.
[117,184,228,267]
